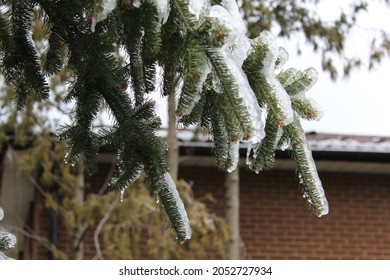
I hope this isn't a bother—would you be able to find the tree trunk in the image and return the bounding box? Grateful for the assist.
[167,91,179,180]
[70,163,88,260]
[224,167,241,259]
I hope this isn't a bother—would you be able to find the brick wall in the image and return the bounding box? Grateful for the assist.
[28,162,390,260]
[179,166,390,259]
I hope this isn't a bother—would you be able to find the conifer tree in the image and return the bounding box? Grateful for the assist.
[0,0,329,243]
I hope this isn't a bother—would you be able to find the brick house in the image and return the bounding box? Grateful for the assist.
[1,133,390,259]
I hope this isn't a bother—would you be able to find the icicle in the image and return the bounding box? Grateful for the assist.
[0,207,3,220]
[91,0,117,33]
[227,141,240,173]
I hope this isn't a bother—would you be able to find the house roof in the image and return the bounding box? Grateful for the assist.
[3,131,390,174]
[175,131,390,174]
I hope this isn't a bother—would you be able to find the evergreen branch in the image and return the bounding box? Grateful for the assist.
[59,125,100,174]
[3,1,49,108]
[209,95,236,170]
[171,0,196,33]
[282,67,319,97]
[284,116,329,217]
[109,146,143,192]
[140,1,161,93]
[0,13,12,51]
[276,67,298,86]
[291,98,323,121]
[243,43,292,126]
[179,86,213,127]
[42,25,65,75]
[207,48,254,140]
[248,114,281,173]
[176,38,209,117]
[159,5,186,97]
[120,4,145,105]
[156,173,192,243]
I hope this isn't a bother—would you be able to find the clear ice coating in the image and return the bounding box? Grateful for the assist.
[302,139,329,217]
[91,0,117,32]
[188,0,209,20]
[163,173,192,241]
[152,0,170,24]
[250,31,294,126]
[294,126,329,217]
[0,207,17,260]
[207,2,251,67]
[275,46,289,71]
[218,48,265,144]
[289,67,319,99]
[179,56,212,117]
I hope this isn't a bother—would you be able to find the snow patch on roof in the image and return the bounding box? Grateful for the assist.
[305,133,390,153]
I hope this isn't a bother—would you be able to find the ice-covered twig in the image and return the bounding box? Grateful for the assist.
[158,173,192,242]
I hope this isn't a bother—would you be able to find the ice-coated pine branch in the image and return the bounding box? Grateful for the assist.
[0,0,330,244]
[284,118,329,217]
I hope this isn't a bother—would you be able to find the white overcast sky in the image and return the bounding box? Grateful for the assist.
[154,1,390,137]
[289,1,390,137]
